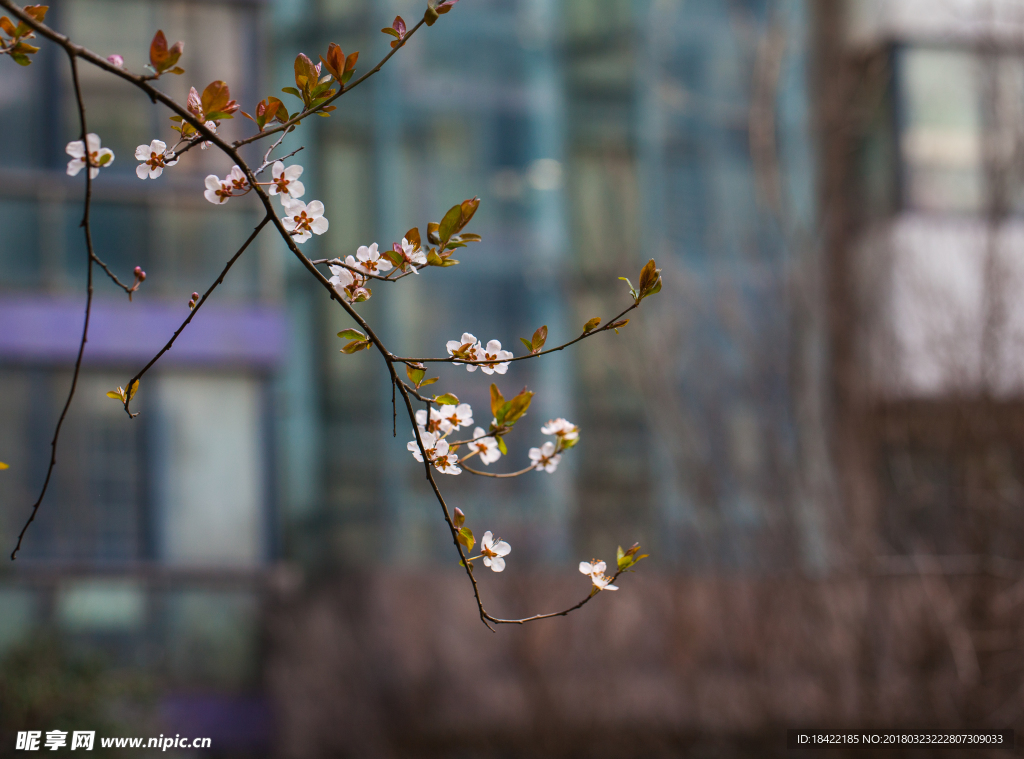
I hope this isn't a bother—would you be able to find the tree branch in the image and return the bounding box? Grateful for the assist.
[11,49,94,560]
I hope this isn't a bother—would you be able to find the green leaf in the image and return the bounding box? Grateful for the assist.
[519,337,534,352]
[496,400,511,425]
[281,86,301,98]
[457,527,475,552]
[438,204,462,244]
[583,317,602,333]
[503,390,533,425]
[420,377,439,388]
[440,258,460,267]
[619,276,638,301]
[458,233,482,243]
[490,383,505,418]
[337,328,366,341]
[426,250,445,267]
[340,339,371,354]
[434,393,459,405]
[406,363,425,386]
[0,462,8,470]
[497,436,507,456]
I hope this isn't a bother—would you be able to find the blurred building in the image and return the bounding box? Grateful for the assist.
[837,0,1024,562]
[6,0,1024,757]
[0,0,278,752]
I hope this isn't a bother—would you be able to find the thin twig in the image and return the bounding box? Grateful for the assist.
[232,19,427,148]
[11,50,93,560]
[461,463,534,478]
[121,215,271,414]
[391,303,639,365]
[5,1,644,627]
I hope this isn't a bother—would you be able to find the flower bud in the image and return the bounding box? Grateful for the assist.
[107,54,124,68]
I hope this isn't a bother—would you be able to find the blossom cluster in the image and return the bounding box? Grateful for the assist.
[445,332,513,374]
[407,401,499,476]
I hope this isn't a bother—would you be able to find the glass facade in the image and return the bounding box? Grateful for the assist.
[0,0,279,749]
[273,0,818,574]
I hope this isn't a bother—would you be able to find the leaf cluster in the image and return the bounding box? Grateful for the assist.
[616,543,648,572]
[337,328,371,354]
[380,15,408,49]
[148,30,184,76]
[0,5,46,66]
[171,80,239,136]
[405,361,439,390]
[423,0,460,26]
[488,383,533,455]
[619,259,662,304]
[106,380,138,404]
[241,96,289,132]
[519,325,547,355]
[282,53,337,118]
[424,198,481,268]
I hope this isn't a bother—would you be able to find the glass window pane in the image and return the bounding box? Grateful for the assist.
[899,48,984,213]
[156,374,265,567]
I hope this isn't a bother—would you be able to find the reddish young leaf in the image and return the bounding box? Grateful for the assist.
[149,29,168,67]
[22,4,46,23]
[320,42,344,80]
[201,80,231,115]
[393,16,406,37]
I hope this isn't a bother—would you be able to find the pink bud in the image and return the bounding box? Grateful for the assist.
[192,292,199,300]
[107,54,124,68]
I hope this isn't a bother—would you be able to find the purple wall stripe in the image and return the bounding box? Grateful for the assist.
[0,296,285,368]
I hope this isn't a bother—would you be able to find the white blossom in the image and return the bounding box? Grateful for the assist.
[439,403,473,434]
[66,134,114,178]
[415,407,445,435]
[204,174,232,204]
[394,237,427,273]
[281,198,329,243]
[350,243,392,275]
[328,260,371,303]
[199,120,217,150]
[407,429,436,463]
[579,559,618,591]
[446,332,483,371]
[406,429,460,475]
[203,166,247,205]
[480,531,511,572]
[468,427,501,465]
[134,140,178,179]
[269,161,305,199]
[529,441,561,473]
[541,417,579,444]
[479,339,513,375]
[431,439,461,475]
